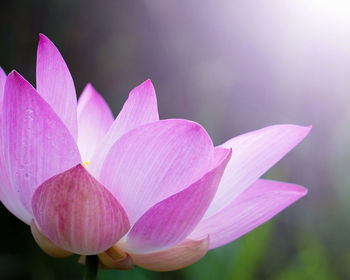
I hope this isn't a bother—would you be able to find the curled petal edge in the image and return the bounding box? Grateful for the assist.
[130,237,209,271]
[30,219,72,258]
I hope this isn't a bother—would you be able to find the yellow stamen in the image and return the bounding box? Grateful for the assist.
[83,161,89,168]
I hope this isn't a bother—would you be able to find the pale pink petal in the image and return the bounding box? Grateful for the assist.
[2,71,81,215]
[189,179,307,249]
[89,80,159,176]
[32,164,130,255]
[0,164,32,224]
[0,148,32,224]
[36,34,78,140]
[96,119,214,225]
[131,237,209,271]
[77,84,114,161]
[205,125,311,217]
[118,148,231,254]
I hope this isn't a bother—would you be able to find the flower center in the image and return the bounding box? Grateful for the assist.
[82,161,89,168]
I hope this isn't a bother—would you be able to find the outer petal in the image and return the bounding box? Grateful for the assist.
[0,69,31,222]
[36,34,78,140]
[118,148,231,254]
[89,80,159,176]
[96,119,214,224]
[131,237,209,271]
[32,164,130,255]
[77,84,114,161]
[205,125,311,217]
[2,71,81,215]
[189,179,307,249]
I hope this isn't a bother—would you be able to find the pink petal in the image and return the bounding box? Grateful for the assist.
[32,164,130,255]
[77,84,114,161]
[189,179,307,249]
[131,237,209,271]
[118,148,231,254]
[0,69,32,223]
[2,71,81,215]
[205,125,311,217]
[96,119,214,225]
[36,34,78,140]
[89,80,159,176]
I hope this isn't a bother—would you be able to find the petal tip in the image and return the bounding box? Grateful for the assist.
[302,124,312,133]
[295,124,312,143]
[305,125,312,134]
[6,70,29,88]
[144,78,153,86]
[132,79,155,97]
[291,124,312,137]
[144,79,154,90]
[74,163,86,171]
[271,181,308,199]
[84,83,98,96]
[85,82,93,89]
[293,185,308,197]
[8,70,19,79]
[38,33,51,45]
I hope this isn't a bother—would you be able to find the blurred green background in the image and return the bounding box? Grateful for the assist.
[1,0,349,279]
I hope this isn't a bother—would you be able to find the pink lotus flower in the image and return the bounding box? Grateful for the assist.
[0,34,310,271]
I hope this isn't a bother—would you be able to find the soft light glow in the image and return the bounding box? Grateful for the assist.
[298,0,350,23]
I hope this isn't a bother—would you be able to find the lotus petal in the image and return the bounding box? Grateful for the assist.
[2,71,81,215]
[89,80,159,176]
[189,179,307,249]
[205,125,311,217]
[32,165,130,255]
[0,69,33,223]
[119,148,231,253]
[36,34,78,139]
[77,84,114,161]
[97,119,214,224]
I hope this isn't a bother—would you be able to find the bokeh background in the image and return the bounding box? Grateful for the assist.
[1,0,349,279]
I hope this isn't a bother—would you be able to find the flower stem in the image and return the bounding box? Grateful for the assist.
[84,255,99,280]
